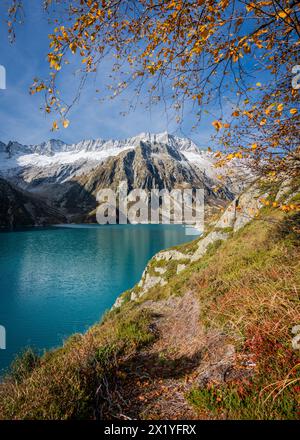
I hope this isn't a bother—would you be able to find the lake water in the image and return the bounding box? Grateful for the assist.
[0,224,197,372]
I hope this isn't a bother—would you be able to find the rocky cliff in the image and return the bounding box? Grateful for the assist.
[0,178,66,230]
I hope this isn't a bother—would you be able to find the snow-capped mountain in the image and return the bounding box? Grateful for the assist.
[0,132,220,182]
[0,131,198,161]
[0,132,250,224]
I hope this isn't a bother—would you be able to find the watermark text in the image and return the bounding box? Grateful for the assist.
[96,183,204,235]
[0,325,6,350]
[0,65,6,90]
[292,65,300,90]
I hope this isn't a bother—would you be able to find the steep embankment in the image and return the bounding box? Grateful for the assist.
[0,178,66,230]
[0,179,299,420]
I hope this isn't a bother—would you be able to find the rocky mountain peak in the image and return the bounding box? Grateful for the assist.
[0,132,202,158]
[129,132,200,153]
[6,141,30,157]
[32,139,66,155]
[137,139,186,162]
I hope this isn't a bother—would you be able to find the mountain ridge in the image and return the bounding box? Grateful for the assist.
[0,131,242,186]
[0,132,249,225]
[0,132,201,158]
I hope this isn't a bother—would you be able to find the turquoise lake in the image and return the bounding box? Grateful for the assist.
[0,224,197,372]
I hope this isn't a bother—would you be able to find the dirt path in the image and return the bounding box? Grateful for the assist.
[100,291,238,420]
[115,292,204,419]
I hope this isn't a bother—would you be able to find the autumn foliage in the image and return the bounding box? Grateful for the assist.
[7,0,300,181]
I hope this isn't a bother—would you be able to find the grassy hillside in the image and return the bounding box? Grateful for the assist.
[0,201,299,419]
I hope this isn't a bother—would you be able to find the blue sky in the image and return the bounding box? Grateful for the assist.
[0,1,222,147]
[0,1,273,149]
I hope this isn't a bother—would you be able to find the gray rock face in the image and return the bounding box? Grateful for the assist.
[214,182,266,232]
[233,186,265,231]
[139,273,168,291]
[215,203,237,229]
[74,141,232,199]
[154,267,167,275]
[0,132,241,221]
[0,178,66,230]
[176,264,186,274]
[191,231,229,262]
[275,179,293,202]
[112,181,269,309]
[38,140,234,221]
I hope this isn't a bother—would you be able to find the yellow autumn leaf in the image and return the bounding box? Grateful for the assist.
[246,3,255,12]
[243,43,251,54]
[52,121,59,131]
[212,120,223,131]
[277,11,287,19]
[251,143,258,149]
[277,103,284,112]
[290,108,298,115]
[69,42,77,54]
[256,82,262,87]
[63,119,70,128]
[265,104,275,115]
[200,29,209,40]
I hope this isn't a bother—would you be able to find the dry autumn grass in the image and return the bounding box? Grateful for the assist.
[186,210,300,419]
[0,207,299,420]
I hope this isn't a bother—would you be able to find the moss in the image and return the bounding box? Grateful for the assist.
[116,310,156,348]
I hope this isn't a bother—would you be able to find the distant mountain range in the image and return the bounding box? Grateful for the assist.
[0,132,249,228]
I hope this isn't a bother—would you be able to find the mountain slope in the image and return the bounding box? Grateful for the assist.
[0,178,66,230]
[0,132,198,178]
[0,132,251,224]
[75,140,232,196]
[0,132,245,190]
[52,140,234,222]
